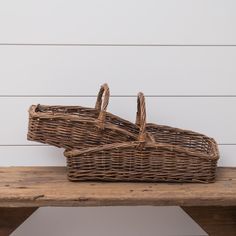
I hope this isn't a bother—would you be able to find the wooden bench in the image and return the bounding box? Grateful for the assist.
[0,167,235,235]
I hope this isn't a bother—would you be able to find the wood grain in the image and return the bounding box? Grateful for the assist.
[0,167,235,207]
[183,206,236,236]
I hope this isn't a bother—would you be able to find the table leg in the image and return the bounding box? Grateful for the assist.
[1,206,235,236]
[0,207,37,236]
[182,206,236,236]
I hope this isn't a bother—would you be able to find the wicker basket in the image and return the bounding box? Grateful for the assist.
[27,84,140,149]
[64,93,219,183]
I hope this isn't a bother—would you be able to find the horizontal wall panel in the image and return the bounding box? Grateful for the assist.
[0,97,235,144]
[0,46,236,95]
[218,145,236,167]
[0,0,235,44]
[0,145,234,167]
[0,146,66,167]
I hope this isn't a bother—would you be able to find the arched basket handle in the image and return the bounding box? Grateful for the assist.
[135,92,147,144]
[136,92,155,146]
[95,83,110,129]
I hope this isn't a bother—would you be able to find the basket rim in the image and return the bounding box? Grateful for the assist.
[29,105,217,141]
[64,139,219,161]
[146,123,217,140]
[28,104,140,139]
[29,104,138,126]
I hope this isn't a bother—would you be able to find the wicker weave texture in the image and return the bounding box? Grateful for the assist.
[27,84,140,149]
[65,142,218,183]
[64,93,219,183]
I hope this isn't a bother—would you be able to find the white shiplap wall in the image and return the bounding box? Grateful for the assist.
[0,0,235,168]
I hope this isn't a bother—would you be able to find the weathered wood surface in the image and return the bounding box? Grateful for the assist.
[0,167,235,207]
[183,206,236,236]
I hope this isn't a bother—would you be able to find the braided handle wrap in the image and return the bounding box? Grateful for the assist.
[95,83,110,129]
[136,92,147,145]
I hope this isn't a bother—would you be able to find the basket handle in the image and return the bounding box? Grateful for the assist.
[136,92,155,146]
[136,92,148,145]
[95,83,110,129]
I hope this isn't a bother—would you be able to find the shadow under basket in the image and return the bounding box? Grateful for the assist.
[64,93,219,183]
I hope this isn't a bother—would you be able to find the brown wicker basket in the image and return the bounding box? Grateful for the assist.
[64,93,219,183]
[27,84,140,149]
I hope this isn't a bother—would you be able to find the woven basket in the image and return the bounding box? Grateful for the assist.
[64,93,219,183]
[27,84,140,149]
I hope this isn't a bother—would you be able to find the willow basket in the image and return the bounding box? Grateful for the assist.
[27,84,140,150]
[64,93,219,183]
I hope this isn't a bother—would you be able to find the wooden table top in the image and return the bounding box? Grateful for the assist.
[0,167,235,207]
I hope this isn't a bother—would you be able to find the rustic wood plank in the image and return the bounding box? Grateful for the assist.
[183,206,236,236]
[0,167,235,207]
[0,207,37,236]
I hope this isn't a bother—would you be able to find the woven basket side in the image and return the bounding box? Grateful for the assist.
[146,124,218,155]
[27,84,143,149]
[65,142,218,183]
[64,92,219,183]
